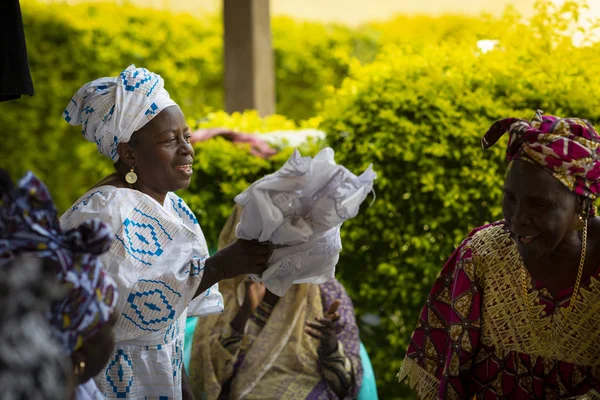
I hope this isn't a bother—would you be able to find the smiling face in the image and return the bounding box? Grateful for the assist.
[502,159,580,262]
[117,105,194,198]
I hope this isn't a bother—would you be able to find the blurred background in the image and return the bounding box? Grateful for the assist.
[2,0,599,397]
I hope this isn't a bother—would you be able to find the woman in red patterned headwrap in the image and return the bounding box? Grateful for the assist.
[398,110,600,399]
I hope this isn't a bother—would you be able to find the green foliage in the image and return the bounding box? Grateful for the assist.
[4,1,600,398]
[181,110,322,251]
[0,1,375,213]
[1,1,224,210]
[319,6,600,398]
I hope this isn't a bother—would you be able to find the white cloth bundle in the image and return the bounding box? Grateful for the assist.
[235,147,376,296]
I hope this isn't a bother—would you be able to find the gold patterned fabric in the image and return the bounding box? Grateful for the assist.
[398,222,600,399]
[189,205,362,400]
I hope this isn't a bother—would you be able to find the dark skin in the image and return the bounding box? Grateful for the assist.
[502,160,600,297]
[232,279,342,359]
[91,105,270,295]
[70,313,117,391]
[90,106,272,399]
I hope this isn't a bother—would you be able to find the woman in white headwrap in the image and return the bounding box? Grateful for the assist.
[60,65,271,400]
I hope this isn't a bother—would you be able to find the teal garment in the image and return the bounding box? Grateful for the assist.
[184,316,198,372]
[358,342,379,400]
[183,317,378,398]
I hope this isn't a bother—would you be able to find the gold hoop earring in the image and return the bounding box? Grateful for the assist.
[74,360,86,375]
[573,214,585,231]
[125,166,138,185]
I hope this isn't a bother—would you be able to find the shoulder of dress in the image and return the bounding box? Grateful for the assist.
[468,220,508,240]
[60,187,131,228]
[70,186,129,209]
[468,221,511,250]
[463,221,514,275]
[452,221,510,267]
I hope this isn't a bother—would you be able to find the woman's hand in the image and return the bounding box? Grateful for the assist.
[230,279,268,334]
[305,299,342,356]
[210,239,273,279]
[243,280,267,312]
[194,239,272,298]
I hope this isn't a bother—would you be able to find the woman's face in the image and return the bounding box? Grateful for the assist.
[73,314,117,383]
[502,160,579,262]
[120,105,194,195]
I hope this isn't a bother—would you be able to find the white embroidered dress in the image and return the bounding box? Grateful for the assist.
[61,187,223,399]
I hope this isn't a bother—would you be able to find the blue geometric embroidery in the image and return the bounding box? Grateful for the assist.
[110,136,119,160]
[145,102,158,117]
[122,279,181,332]
[171,196,198,225]
[170,197,183,220]
[82,105,94,115]
[163,318,181,344]
[103,105,115,122]
[172,341,183,378]
[134,208,173,240]
[147,77,159,97]
[105,349,134,398]
[185,256,205,277]
[71,191,102,211]
[115,207,175,267]
[120,68,156,93]
[64,109,72,123]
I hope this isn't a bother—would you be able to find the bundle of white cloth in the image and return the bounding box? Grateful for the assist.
[234,147,376,296]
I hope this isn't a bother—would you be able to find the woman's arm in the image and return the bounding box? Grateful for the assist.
[307,281,363,400]
[194,240,271,298]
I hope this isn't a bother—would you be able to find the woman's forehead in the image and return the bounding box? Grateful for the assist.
[505,160,572,199]
[152,106,186,130]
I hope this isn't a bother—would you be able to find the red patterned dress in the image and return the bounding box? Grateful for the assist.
[398,222,600,399]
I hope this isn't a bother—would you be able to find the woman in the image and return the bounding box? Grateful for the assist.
[0,171,68,399]
[190,205,363,400]
[61,65,271,399]
[398,110,600,399]
[0,171,120,399]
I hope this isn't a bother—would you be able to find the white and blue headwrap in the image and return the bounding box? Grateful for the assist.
[63,65,178,162]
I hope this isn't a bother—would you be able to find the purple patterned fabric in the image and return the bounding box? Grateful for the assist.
[0,172,118,353]
[307,278,363,400]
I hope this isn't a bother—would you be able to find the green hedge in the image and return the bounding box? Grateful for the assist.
[319,3,600,398]
[182,110,322,250]
[4,1,600,398]
[0,1,377,213]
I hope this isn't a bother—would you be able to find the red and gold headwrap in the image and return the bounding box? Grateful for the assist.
[482,110,600,200]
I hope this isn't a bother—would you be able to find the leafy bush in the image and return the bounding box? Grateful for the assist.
[4,2,600,398]
[0,1,376,213]
[182,110,321,252]
[319,4,600,398]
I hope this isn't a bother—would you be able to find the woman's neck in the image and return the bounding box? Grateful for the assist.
[526,218,600,296]
[92,172,168,205]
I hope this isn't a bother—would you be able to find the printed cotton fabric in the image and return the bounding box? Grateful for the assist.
[61,186,223,399]
[398,222,600,399]
[482,110,600,199]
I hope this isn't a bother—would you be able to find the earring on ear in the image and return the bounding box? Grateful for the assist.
[125,166,138,185]
[74,360,86,375]
[573,214,586,231]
